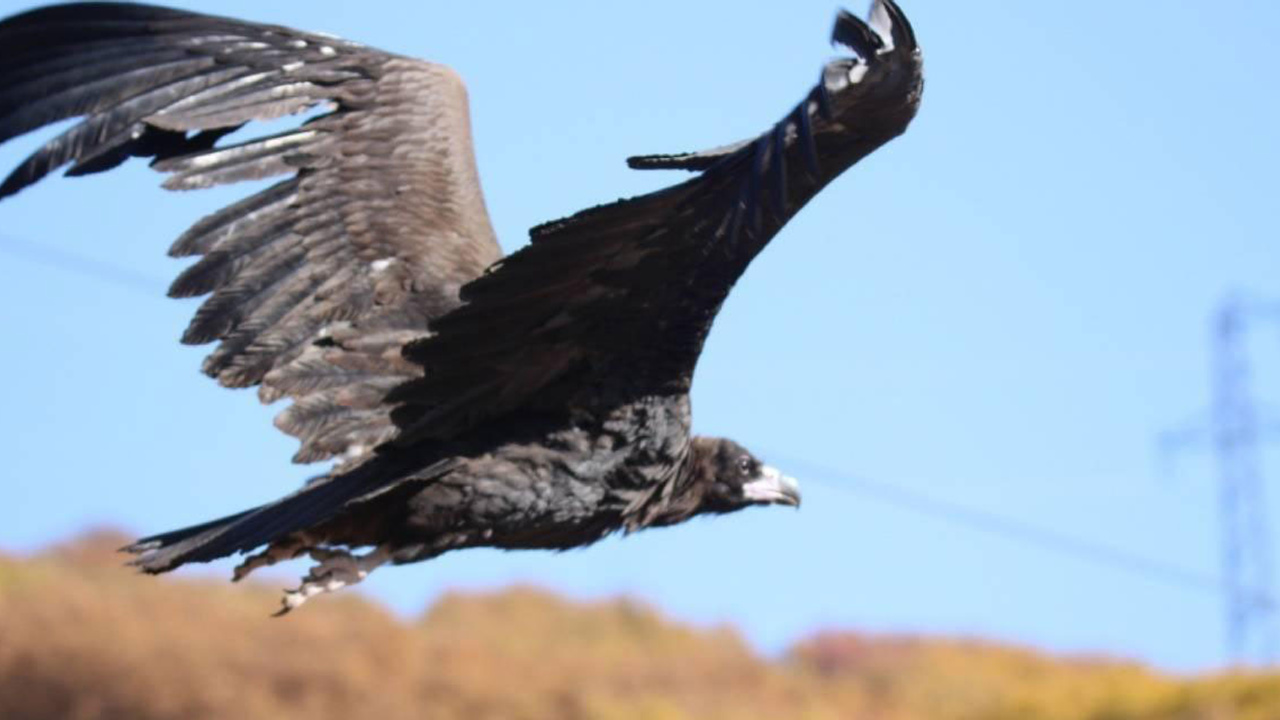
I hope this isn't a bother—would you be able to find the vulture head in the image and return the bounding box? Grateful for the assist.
[649,438,800,527]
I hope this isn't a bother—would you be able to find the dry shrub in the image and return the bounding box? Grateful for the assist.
[0,531,1277,720]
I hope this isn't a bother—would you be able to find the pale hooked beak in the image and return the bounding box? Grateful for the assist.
[743,466,802,507]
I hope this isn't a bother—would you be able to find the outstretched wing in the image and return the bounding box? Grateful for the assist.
[391,0,923,442]
[0,3,501,464]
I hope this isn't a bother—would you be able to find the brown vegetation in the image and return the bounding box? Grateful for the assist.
[1,530,1277,720]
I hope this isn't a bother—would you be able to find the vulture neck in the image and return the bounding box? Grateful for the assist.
[629,436,720,529]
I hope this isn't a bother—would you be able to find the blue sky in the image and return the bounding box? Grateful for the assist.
[2,0,1278,671]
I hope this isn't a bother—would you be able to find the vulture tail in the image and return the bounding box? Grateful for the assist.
[122,506,262,557]
[122,459,406,574]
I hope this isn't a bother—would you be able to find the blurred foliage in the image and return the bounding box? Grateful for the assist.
[0,530,1278,720]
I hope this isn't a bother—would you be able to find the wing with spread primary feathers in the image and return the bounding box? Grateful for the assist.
[0,2,502,465]
[390,0,922,443]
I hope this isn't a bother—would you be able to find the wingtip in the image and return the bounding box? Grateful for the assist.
[0,167,32,202]
[869,0,918,53]
[831,1,917,58]
[831,8,882,59]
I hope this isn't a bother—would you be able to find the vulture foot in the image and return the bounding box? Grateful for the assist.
[274,545,391,615]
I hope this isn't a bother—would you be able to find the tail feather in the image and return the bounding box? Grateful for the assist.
[123,455,454,574]
[123,506,261,555]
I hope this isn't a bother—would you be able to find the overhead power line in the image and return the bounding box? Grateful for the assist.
[780,455,1227,598]
[1,234,161,295]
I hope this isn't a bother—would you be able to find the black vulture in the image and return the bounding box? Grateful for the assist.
[0,1,922,612]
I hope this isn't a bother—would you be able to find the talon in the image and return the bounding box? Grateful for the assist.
[233,552,277,582]
[271,545,391,614]
[275,583,323,616]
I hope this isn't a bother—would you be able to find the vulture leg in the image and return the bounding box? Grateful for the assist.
[274,545,391,615]
[231,535,311,582]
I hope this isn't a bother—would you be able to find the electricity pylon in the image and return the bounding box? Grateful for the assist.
[1162,294,1280,665]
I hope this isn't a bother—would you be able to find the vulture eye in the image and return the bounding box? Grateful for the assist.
[736,456,753,475]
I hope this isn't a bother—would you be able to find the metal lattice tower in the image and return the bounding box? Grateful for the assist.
[1212,296,1278,663]
[1162,294,1280,665]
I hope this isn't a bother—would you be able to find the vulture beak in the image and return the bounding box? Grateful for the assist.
[743,466,802,507]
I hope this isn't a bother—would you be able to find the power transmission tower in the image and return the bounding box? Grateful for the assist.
[1213,296,1278,663]
[1163,294,1280,665]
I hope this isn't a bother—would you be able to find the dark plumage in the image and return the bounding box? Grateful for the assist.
[0,1,922,611]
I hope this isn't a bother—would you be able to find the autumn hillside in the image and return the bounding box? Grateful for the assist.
[1,532,1277,720]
